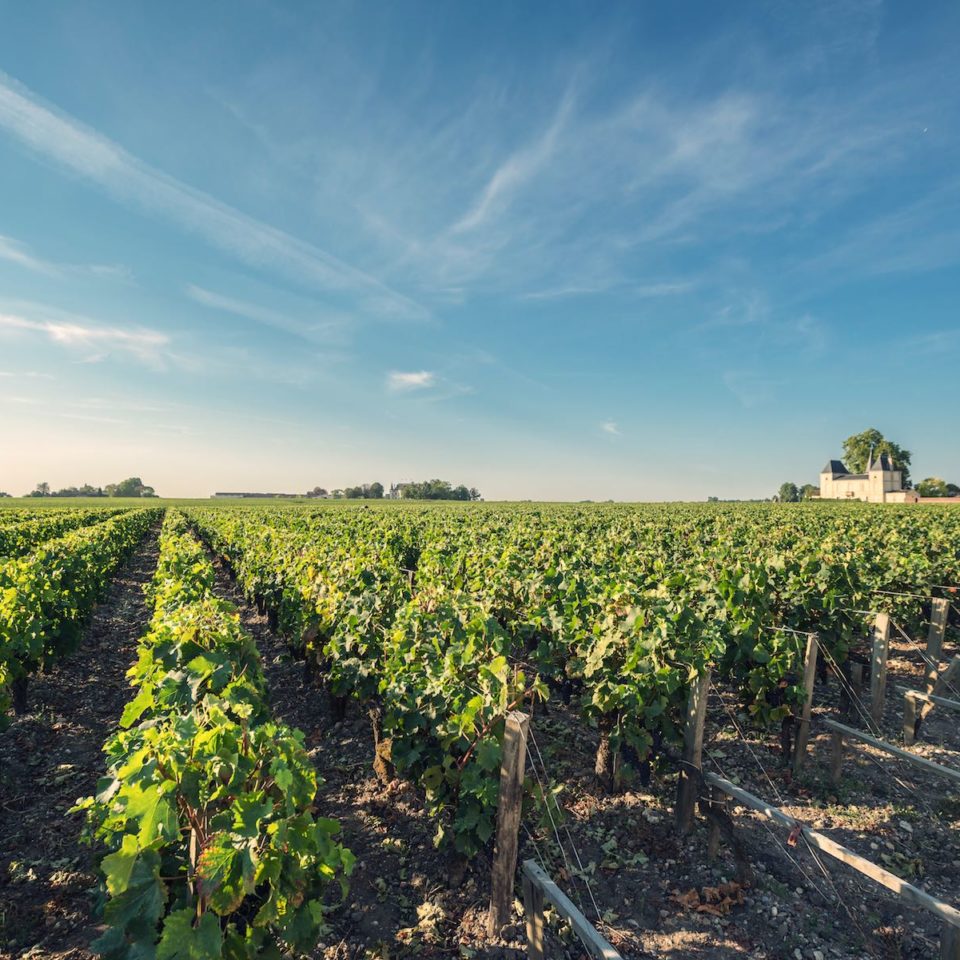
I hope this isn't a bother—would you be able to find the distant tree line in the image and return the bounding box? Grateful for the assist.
[916,477,960,498]
[774,482,819,503]
[26,477,158,498]
[305,479,481,501]
[340,482,385,499]
[394,479,480,501]
[306,483,384,499]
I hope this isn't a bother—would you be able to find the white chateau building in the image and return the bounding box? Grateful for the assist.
[819,452,915,503]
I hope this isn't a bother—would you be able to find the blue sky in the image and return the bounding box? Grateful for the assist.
[0,0,958,500]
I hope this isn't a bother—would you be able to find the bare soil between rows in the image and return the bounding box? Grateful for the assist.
[0,530,160,960]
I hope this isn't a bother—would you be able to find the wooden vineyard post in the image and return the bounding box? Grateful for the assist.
[925,598,951,694]
[925,657,960,721]
[903,691,920,746]
[793,632,819,775]
[675,666,711,835]
[706,785,726,859]
[850,662,864,696]
[521,860,623,960]
[488,711,531,939]
[829,727,844,784]
[870,613,891,725]
[522,868,546,960]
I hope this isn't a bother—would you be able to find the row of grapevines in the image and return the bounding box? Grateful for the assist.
[187,508,547,856]
[189,502,959,790]
[0,506,126,559]
[77,511,354,959]
[403,503,959,728]
[185,507,722,844]
[0,507,160,720]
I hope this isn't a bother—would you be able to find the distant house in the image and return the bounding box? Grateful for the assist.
[818,453,916,503]
[384,482,407,500]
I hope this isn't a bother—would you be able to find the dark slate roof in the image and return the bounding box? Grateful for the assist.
[821,460,848,475]
[871,452,895,471]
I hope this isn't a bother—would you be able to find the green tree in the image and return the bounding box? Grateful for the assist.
[394,479,479,500]
[343,483,384,499]
[105,477,157,498]
[916,477,953,498]
[842,428,912,486]
[799,483,819,500]
[31,481,51,497]
[50,484,106,497]
[777,482,799,503]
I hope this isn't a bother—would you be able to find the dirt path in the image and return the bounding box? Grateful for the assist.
[0,530,160,960]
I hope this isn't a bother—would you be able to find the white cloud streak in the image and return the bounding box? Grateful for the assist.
[521,280,695,302]
[0,233,130,280]
[600,421,620,436]
[0,310,169,366]
[0,71,426,321]
[185,284,348,344]
[451,89,574,236]
[0,234,58,275]
[337,56,946,302]
[387,370,435,392]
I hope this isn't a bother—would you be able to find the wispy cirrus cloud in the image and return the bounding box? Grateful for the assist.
[600,421,620,436]
[0,308,169,366]
[386,370,435,392]
[451,87,575,236]
[0,71,426,321]
[701,292,828,356]
[185,284,349,345]
[0,233,129,279]
[0,234,59,275]
[722,370,786,408]
[339,51,948,304]
[521,280,695,302]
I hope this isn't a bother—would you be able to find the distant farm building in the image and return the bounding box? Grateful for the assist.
[818,453,915,503]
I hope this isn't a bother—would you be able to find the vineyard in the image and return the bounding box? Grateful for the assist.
[1,499,959,960]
